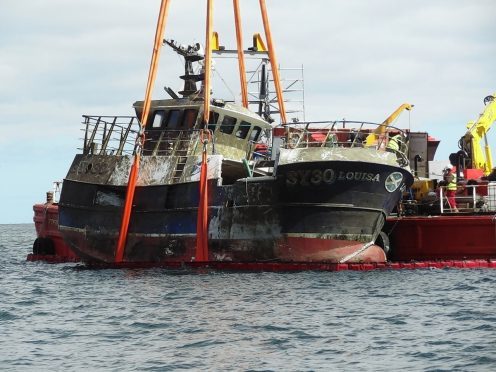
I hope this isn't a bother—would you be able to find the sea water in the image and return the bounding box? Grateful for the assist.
[1,224,495,371]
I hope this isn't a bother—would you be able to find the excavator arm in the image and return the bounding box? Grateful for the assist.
[459,94,496,175]
[365,103,413,147]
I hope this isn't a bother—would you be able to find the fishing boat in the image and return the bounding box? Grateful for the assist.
[51,1,415,264]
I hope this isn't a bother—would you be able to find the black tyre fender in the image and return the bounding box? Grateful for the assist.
[32,237,44,255]
[32,237,56,255]
[375,231,390,256]
[42,238,56,255]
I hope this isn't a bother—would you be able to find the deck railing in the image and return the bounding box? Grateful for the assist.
[438,182,496,213]
[403,182,496,215]
[80,116,212,159]
[81,115,139,156]
[281,120,409,165]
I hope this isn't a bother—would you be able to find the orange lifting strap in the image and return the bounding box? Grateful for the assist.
[195,130,211,261]
[115,0,287,263]
[259,0,287,124]
[115,0,171,263]
[196,0,214,261]
[233,0,248,108]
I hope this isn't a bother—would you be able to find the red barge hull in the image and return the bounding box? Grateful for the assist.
[384,214,496,261]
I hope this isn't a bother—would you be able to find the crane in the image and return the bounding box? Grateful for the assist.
[457,93,496,176]
[365,103,413,148]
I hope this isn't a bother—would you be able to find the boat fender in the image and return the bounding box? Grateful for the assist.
[33,237,56,256]
[375,231,390,256]
[32,238,43,255]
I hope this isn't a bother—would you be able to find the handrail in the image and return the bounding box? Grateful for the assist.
[79,116,219,159]
[438,183,496,213]
[80,115,139,156]
[282,123,407,147]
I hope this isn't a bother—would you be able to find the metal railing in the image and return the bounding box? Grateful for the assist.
[399,182,496,216]
[81,115,139,156]
[281,120,409,165]
[439,182,496,213]
[80,116,205,158]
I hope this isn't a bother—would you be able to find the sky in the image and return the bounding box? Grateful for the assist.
[0,0,495,223]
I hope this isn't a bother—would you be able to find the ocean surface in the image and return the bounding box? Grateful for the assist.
[1,224,495,371]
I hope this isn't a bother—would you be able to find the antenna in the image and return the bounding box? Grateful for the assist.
[164,39,205,98]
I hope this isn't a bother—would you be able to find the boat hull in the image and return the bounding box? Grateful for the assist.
[59,228,387,263]
[58,156,412,264]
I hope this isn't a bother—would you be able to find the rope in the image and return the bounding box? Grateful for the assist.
[214,69,236,101]
[339,240,375,263]
[386,214,402,237]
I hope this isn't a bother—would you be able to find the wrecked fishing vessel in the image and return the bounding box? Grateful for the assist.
[56,1,414,265]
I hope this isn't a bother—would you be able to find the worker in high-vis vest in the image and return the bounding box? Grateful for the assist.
[443,167,459,212]
[386,134,402,152]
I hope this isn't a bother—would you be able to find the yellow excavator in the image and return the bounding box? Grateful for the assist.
[456,93,496,176]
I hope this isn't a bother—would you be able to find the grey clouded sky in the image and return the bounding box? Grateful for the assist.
[0,0,495,223]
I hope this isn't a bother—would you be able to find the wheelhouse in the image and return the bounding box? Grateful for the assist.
[134,98,271,160]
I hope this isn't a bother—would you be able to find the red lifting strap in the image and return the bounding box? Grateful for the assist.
[195,130,210,261]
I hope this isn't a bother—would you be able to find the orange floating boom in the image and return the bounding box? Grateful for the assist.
[233,0,249,108]
[259,0,287,124]
[115,0,171,263]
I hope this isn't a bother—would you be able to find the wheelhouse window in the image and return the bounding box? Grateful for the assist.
[219,115,237,134]
[182,109,198,129]
[249,126,262,142]
[235,121,251,139]
[151,110,166,129]
[166,109,182,129]
[207,111,219,133]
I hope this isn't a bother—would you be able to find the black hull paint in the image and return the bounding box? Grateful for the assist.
[59,159,413,263]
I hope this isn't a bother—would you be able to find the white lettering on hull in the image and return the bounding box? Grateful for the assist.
[286,168,380,186]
